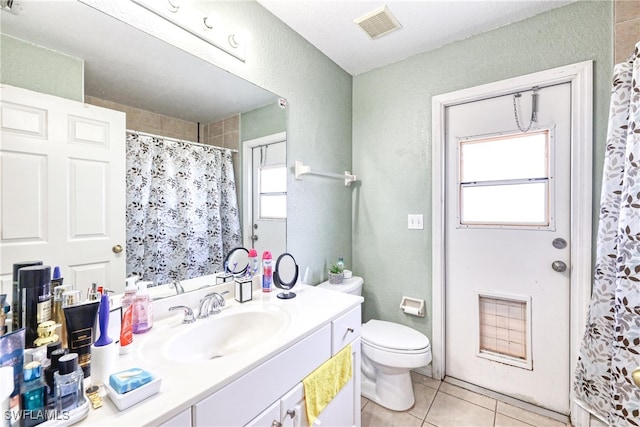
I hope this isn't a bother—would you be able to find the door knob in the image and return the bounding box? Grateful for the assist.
[112,244,123,254]
[551,260,567,272]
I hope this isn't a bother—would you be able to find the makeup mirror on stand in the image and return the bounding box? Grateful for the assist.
[273,253,298,300]
[223,247,250,277]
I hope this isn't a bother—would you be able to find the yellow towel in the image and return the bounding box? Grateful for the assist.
[303,343,353,425]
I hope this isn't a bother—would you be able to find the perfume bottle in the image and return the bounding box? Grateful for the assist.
[44,348,68,406]
[54,353,83,412]
[20,361,47,427]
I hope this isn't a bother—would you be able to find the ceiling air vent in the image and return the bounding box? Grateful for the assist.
[354,5,402,40]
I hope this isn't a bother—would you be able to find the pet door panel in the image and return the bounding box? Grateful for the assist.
[477,292,532,370]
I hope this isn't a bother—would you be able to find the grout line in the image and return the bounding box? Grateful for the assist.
[444,377,570,424]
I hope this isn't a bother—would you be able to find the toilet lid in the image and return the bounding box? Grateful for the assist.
[362,320,430,351]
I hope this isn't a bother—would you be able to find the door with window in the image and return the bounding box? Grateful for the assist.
[444,83,571,414]
[243,134,287,260]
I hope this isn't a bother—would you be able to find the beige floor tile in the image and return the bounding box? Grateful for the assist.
[409,381,438,420]
[361,401,423,427]
[361,396,371,410]
[496,402,566,427]
[439,382,497,411]
[495,413,535,426]
[411,371,442,390]
[425,392,495,427]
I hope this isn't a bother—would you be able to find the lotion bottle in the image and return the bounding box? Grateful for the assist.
[132,281,153,334]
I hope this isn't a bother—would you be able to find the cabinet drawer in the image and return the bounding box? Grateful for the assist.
[332,305,361,355]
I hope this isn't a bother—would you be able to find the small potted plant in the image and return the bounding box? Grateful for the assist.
[328,264,344,284]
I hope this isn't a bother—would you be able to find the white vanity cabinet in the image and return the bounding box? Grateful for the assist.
[195,305,362,427]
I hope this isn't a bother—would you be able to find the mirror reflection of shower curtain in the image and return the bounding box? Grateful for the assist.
[125,133,241,285]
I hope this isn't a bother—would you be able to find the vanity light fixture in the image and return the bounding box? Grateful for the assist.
[166,0,180,13]
[131,0,247,62]
[203,11,221,30]
[0,0,21,15]
[228,33,241,49]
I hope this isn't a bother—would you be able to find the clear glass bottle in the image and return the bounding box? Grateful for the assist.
[20,361,47,427]
[54,353,84,412]
[44,348,68,410]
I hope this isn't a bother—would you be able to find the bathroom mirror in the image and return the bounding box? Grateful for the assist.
[0,1,286,296]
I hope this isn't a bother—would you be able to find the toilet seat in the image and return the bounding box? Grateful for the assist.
[362,319,429,351]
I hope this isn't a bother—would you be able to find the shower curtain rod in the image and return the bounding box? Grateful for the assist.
[126,130,238,153]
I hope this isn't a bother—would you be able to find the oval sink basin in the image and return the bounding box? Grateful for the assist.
[155,305,290,363]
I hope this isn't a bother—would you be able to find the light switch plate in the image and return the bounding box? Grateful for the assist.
[408,214,424,230]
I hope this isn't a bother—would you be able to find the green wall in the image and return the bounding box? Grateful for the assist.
[0,34,83,102]
[352,0,613,338]
[241,102,287,142]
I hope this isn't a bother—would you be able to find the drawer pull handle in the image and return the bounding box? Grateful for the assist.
[286,409,296,419]
[347,327,354,333]
[271,421,283,427]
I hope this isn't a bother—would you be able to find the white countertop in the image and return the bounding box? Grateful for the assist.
[77,283,363,426]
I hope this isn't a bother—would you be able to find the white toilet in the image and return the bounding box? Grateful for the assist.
[318,276,432,411]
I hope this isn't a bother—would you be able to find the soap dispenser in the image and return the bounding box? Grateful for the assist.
[120,277,138,353]
[132,281,153,334]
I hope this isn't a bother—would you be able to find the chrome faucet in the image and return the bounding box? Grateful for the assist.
[197,293,217,319]
[197,291,229,318]
[208,291,229,315]
[170,280,185,295]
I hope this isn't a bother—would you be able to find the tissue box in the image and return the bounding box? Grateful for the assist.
[216,273,233,284]
[109,368,154,394]
[234,278,252,303]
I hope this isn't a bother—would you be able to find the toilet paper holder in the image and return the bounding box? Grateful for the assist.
[400,296,425,317]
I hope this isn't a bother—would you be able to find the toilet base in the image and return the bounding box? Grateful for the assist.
[361,370,415,411]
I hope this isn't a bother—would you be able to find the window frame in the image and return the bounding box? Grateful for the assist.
[456,128,556,230]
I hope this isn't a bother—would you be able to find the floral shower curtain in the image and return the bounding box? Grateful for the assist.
[574,43,640,426]
[125,132,242,285]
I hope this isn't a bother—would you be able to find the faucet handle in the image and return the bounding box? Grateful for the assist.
[169,305,196,324]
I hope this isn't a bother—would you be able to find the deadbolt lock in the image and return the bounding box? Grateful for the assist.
[552,238,567,249]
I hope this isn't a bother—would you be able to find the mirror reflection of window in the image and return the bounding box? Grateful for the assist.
[259,165,287,219]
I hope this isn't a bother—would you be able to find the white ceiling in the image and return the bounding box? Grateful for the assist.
[1,0,573,124]
[257,0,574,76]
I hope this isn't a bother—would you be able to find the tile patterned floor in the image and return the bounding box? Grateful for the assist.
[361,373,572,427]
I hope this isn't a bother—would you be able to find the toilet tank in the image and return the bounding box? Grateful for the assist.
[317,276,363,296]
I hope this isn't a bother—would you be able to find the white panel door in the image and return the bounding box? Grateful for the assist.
[244,136,286,259]
[444,83,571,414]
[0,85,126,298]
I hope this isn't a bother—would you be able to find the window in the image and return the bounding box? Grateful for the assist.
[259,165,286,219]
[459,130,551,227]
